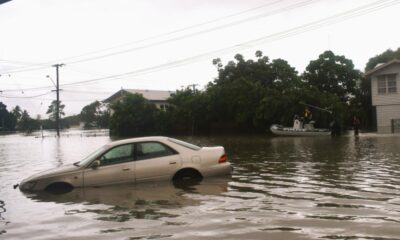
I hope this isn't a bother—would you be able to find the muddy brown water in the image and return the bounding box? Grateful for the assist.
[1,131,400,239]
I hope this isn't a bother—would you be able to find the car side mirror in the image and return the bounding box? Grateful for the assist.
[91,160,101,169]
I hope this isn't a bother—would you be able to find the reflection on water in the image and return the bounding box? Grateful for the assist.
[0,200,7,236]
[1,132,400,239]
[26,179,229,222]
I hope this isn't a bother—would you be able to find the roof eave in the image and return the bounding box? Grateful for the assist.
[365,59,400,77]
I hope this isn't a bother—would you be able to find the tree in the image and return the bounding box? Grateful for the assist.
[46,100,65,121]
[207,51,300,132]
[12,105,22,122]
[109,93,159,136]
[365,47,400,71]
[0,102,17,131]
[167,88,210,134]
[303,51,362,102]
[269,58,301,91]
[80,101,110,128]
[18,110,38,133]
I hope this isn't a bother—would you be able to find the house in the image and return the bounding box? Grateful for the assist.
[366,59,400,133]
[103,89,175,111]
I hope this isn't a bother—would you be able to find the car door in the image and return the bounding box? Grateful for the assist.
[134,141,181,182]
[83,143,135,187]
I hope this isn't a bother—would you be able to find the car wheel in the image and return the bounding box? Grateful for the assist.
[173,168,203,188]
[45,182,74,194]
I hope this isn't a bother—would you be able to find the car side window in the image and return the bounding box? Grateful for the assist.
[99,144,133,166]
[136,142,177,161]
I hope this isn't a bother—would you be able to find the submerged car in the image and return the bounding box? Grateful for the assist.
[19,136,231,192]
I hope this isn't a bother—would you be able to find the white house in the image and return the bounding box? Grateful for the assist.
[103,89,175,111]
[366,59,400,133]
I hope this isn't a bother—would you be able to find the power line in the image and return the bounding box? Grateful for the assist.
[62,89,113,94]
[48,0,285,62]
[64,0,318,65]
[0,91,53,98]
[5,97,105,102]
[1,0,315,74]
[0,0,284,73]
[1,0,398,92]
[53,0,400,88]
[0,58,47,66]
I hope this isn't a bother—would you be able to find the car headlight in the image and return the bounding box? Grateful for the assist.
[20,181,37,191]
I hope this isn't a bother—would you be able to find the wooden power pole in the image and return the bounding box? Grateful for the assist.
[52,64,64,137]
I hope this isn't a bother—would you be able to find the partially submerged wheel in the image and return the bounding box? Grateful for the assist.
[172,168,203,188]
[44,182,74,194]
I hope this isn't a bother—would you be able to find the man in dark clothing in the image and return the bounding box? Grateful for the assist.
[353,116,360,136]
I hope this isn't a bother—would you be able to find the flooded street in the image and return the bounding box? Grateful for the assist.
[1,131,400,240]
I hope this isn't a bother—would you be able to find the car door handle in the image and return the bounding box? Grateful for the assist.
[122,168,130,171]
[169,161,176,165]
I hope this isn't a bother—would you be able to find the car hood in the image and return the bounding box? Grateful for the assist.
[22,164,81,183]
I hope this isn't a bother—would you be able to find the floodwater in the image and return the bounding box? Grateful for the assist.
[1,131,400,240]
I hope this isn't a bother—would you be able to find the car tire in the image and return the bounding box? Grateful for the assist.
[45,182,74,194]
[172,168,203,188]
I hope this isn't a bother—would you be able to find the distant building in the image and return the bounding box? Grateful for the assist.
[103,89,175,111]
[366,59,400,133]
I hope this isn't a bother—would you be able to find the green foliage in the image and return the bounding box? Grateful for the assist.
[80,101,110,128]
[109,93,159,137]
[166,88,212,134]
[365,47,400,71]
[17,110,39,133]
[303,51,362,102]
[205,51,302,132]
[63,115,81,128]
[0,102,17,131]
[46,100,65,121]
[106,50,370,136]
[12,105,22,122]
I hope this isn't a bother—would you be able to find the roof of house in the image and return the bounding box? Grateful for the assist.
[365,59,400,77]
[103,89,175,103]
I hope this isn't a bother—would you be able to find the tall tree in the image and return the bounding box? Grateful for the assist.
[208,51,300,131]
[110,93,159,136]
[365,47,400,71]
[80,101,110,128]
[0,102,17,131]
[167,88,210,134]
[18,110,37,132]
[46,100,65,121]
[12,105,22,122]
[303,50,362,102]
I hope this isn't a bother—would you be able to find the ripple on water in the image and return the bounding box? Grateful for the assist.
[2,134,400,239]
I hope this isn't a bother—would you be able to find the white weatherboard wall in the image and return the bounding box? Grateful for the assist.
[371,64,400,106]
[369,61,400,134]
[376,105,400,133]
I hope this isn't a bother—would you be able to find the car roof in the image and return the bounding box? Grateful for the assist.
[106,136,169,147]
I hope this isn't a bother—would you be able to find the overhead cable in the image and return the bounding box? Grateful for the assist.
[1,0,397,92]
[1,0,315,74]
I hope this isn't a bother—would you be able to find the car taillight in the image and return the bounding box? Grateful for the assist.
[218,154,228,164]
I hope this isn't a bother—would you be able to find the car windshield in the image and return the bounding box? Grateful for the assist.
[167,138,201,150]
[75,145,108,167]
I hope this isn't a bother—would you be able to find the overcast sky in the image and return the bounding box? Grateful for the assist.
[0,0,399,117]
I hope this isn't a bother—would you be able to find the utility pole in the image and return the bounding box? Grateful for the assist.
[188,84,199,92]
[52,64,64,137]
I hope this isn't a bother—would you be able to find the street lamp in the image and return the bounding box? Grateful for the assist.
[46,75,57,88]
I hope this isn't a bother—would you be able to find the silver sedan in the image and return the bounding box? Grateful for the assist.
[19,136,232,192]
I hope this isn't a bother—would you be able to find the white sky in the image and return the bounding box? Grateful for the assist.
[0,0,399,117]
